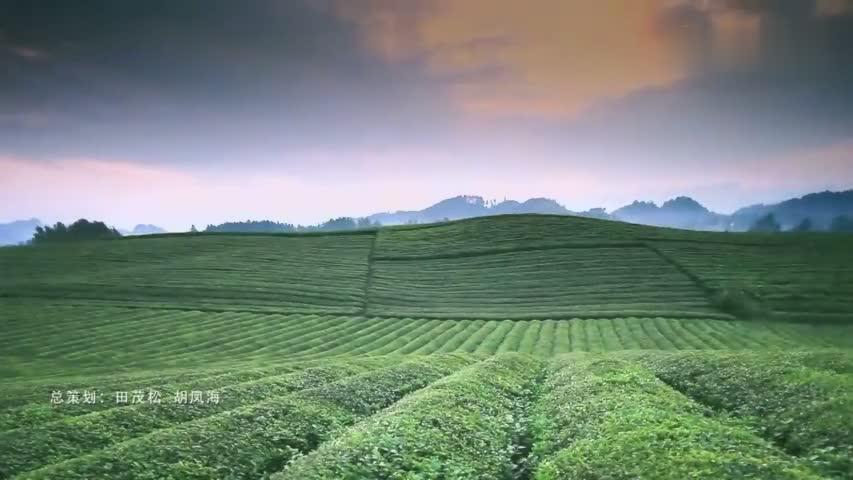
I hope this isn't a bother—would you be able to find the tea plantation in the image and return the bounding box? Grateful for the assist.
[1,214,851,479]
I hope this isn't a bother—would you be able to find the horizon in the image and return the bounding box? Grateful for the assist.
[2,1,853,231]
[4,188,851,233]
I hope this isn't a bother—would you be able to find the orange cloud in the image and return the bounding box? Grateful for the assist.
[338,0,692,119]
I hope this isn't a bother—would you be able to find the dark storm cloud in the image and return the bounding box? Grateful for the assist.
[0,0,457,164]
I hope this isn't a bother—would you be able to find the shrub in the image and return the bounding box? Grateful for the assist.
[634,351,853,477]
[709,287,768,319]
[0,363,368,477]
[528,356,821,479]
[22,356,472,479]
[276,354,542,479]
[32,219,121,244]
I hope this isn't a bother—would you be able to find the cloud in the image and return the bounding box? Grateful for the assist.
[0,0,460,163]
[339,0,853,124]
[339,0,690,118]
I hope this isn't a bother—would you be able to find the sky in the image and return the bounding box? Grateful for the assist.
[1,0,853,231]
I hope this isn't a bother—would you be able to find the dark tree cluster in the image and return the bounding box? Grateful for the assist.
[32,219,121,244]
[204,220,297,233]
[749,214,853,233]
[830,215,853,232]
[204,217,379,233]
[748,214,781,233]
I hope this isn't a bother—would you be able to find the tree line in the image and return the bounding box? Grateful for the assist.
[748,214,853,233]
[202,217,379,233]
[31,219,122,244]
[20,213,853,244]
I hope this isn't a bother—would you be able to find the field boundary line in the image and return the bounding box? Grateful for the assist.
[642,243,715,295]
[0,297,736,322]
[359,231,379,315]
[372,241,647,261]
[638,237,788,247]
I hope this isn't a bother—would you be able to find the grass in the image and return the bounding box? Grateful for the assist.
[1,214,852,478]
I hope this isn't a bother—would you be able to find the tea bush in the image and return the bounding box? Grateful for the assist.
[529,357,822,479]
[276,354,542,479]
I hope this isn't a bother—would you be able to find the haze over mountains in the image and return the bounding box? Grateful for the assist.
[368,190,853,231]
[0,218,41,246]
[2,190,852,245]
[118,224,168,236]
[0,221,166,246]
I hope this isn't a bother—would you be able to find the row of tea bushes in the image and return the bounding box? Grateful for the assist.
[528,357,823,479]
[0,362,374,477]
[276,354,542,479]
[633,351,853,478]
[19,355,472,479]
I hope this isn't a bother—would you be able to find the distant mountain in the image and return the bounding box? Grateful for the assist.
[0,218,41,245]
[730,190,853,231]
[366,194,727,228]
[367,195,573,225]
[365,191,853,232]
[611,196,728,230]
[124,224,167,236]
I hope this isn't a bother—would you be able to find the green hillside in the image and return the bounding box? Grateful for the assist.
[1,214,852,479]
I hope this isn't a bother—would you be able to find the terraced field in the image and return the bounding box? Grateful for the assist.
[1,214,852,478]
[2,305,851,377]
[0,233,373,314]
[369,246,722,318]
[654,241,853,322]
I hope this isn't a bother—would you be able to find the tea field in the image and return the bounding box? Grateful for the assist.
[1,214,851,478]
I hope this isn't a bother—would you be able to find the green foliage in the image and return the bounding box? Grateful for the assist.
[791,217,814,232]
[634,351,853,477]
[655,240,853,322]
[276,354,542,479]
[205,219,297,233]
[369,246,723,319]
[709,287,769,319]
[0,364,301,431]
[2,214,853,478]
[1,304,851,378]
[749,213,782,233]
[830,215,853,232]
[20,356,471,479]
[0,234,374,313]
[528,357,823,479]
[4,214,852,323]
[0,363,370,477]
[32,219,121,244]
[204,217,379,233]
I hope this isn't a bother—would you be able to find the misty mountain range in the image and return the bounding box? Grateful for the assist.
[2,190,852,245]
[0,222,165,246]
[118,224,168,236]
[367,190,853,231]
